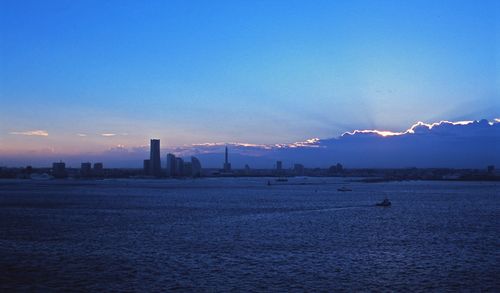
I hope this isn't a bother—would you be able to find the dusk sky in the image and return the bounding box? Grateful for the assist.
[1,0,499,157]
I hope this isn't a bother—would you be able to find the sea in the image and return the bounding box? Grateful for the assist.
[0,177,498,292]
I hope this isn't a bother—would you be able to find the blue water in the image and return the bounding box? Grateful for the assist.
[0,178,499,291]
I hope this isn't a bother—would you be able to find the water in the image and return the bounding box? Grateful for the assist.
[0,178,498,291]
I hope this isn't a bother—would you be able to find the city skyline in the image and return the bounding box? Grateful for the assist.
[1,0,499,156]
[1,118,498,168]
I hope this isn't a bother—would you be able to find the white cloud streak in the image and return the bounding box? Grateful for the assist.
[10,130,49,136]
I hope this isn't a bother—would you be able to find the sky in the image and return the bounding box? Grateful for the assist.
[0,0,499,160]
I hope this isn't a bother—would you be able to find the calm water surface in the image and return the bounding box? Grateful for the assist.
[0,178,499,291]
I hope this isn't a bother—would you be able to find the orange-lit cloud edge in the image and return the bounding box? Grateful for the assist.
[341,119,498,138]
[190,119,499,151]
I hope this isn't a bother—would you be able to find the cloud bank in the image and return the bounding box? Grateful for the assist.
[186,119,500,168]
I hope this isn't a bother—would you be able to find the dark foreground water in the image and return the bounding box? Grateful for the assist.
[0,178,498,292]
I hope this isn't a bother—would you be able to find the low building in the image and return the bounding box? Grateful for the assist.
[81,162,92,177]
[52,162,67,178]
[93,162,103,177]
[143,160,150,175]
[294,164,304,175]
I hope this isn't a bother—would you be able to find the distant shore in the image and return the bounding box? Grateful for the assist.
[1,166,499,183]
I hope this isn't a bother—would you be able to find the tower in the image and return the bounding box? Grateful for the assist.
[150,139,161,177]
[223,145,231,172]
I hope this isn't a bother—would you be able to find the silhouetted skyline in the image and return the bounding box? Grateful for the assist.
[1,119,498,168]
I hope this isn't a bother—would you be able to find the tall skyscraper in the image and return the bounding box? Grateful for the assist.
[191,156,202,177]
[223,145,231,172]
[166,153,176,177]
[150,139,161,177]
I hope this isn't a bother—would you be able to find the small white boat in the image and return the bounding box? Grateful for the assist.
[30,173,53,180]
[375,198,391,207]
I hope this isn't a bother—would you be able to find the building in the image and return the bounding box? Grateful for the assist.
[183,162,192,177]
[294,164,304,175]
[81,162,92,177]
[191,156,202,177]
[143,159,150,175]
[329,163,344,174]
[93,162,103,177]
[223,146,231,172]
[175,157,184,176]
[166,153,176,177]
[52,162,67,178]
[276,161,283,171]
[150,139,161,177]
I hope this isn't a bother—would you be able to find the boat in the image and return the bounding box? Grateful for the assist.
[275,178,288,182]
[337,187,352,192]
[30,173,53,180]
[375,198,391,207]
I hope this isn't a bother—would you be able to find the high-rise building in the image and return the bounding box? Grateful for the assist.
[276,161,283,171]
[191,156,202,177]
[223,146,231,172]
[150,139,161,177]
[166,153,176,177]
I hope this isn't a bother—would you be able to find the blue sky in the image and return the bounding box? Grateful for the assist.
[0,0,498,155]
